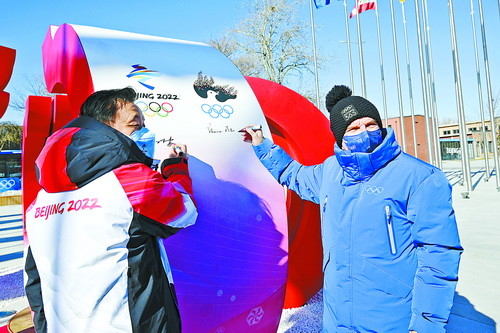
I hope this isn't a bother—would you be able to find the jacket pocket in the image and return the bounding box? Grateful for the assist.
[323,246,330,272]
[361,258,412,299]
[385,205,397,255]
[322,250,330,272]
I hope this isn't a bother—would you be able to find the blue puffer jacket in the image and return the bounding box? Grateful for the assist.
[253,128,462,333]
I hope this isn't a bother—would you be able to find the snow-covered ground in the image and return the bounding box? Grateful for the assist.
[278,291,323,332]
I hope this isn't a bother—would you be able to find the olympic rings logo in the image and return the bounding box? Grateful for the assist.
[201,104,234,119]
[137,101,174,117]
[0,179,16,190]
[365,185,384,195]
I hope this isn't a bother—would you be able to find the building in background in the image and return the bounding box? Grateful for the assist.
[439,118,500,160]
[386,116,500,162]
[387,115,433,163]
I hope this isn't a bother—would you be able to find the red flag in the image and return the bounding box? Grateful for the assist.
[350,0,376,18]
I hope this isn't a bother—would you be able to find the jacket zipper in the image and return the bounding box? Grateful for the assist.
[385,205,397,255]
[322,195,328,218]
[321,195,328,272]
[349,184,362,330]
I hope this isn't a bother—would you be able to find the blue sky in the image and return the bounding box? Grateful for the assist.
[0,0,498,124]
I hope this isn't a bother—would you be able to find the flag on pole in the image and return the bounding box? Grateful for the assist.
[314,0,331,9]
[400,0,406,2]
[350,0,376,18]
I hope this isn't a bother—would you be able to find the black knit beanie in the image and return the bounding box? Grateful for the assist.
[325,85,383,147]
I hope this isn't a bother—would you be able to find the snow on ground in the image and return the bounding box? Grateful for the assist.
[278,291,323,332]
[0,267,26,327]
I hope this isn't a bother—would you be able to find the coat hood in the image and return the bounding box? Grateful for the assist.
[35,116,152,193]
[334,128,401,182]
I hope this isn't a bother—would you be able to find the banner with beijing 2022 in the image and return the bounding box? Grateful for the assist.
[54,24,288,332]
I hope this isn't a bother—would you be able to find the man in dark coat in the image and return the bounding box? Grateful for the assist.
[25,87,197,332]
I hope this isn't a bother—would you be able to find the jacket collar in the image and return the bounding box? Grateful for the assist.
[36,116,153,192]
[334,128,401,182]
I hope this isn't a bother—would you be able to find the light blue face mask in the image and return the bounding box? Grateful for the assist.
[130,126,156,158]
[343,129,383,153]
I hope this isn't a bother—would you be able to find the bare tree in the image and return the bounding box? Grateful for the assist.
[439,117,458,125]
[208,34,238,59]
[494,90,500,147]
[209,0,314,86]
[208,35,262,77]
[0,121,22,150]
[9,74,54,113]
[493,90,500,115]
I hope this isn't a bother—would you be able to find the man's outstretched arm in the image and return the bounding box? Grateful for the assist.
[243,126,325,204]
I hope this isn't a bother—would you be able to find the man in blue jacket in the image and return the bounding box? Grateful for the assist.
[243,85,462,333]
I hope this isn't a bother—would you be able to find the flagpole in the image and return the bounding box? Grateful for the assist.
[477,0,500,191]
[469,0,490,181]
[422,0,442,169]
[415,0,434,165]
[401,1,418,158]
[389,0,406,152]
[448,0,472,198]
[375,0,388,127]
[309,0,321,108]
[355,1,367,97]
[418,0,435,165]
[344,0,355,92]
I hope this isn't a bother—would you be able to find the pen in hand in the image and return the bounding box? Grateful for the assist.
[238,125,262,133]
[174,146,184,157]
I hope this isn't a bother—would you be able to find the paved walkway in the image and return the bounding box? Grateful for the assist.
[444,159,499,332]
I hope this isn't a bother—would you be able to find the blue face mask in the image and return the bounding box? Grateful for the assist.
[130,126,156,158]
[343,129,383,153]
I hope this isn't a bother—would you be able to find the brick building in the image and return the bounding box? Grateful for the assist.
[386,115,434,163]
[385,115,500,162]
